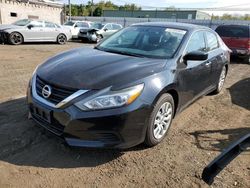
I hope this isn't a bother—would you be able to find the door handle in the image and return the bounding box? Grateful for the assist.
[205,61,212,66]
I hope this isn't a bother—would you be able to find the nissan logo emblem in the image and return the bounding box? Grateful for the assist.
[42,85,52,99]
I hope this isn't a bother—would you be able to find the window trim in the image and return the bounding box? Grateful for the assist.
[204,31,219,52]
[184,30,207,54]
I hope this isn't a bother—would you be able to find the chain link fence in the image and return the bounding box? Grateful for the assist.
[70,16,250,30]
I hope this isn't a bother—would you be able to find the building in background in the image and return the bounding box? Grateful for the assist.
[0,0,63,24]
[103,10,211,20]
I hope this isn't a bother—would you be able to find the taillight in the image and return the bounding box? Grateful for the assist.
[248,39,250,49]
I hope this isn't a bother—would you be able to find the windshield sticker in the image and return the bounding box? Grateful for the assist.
[165,28,187,35]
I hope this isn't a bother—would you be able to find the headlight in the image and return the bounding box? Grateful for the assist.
[75,83,144,110]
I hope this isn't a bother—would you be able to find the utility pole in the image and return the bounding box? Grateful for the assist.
[91,0,94,16]
[68,0,71,20]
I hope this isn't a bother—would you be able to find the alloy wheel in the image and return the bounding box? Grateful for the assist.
[153,102,173,140]
[10,32,23,45]
[218,66,226,91]
[58,34,66,44]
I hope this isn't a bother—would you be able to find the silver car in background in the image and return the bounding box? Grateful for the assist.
[0,19,72,45]
[78,22,123,43]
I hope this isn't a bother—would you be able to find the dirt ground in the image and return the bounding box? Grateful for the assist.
[0,42,249,188]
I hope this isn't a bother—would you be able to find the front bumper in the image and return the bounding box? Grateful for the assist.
[230,48,250,57]
[78,31,97,42]
[0,31,9,44]
[27,84,151,149]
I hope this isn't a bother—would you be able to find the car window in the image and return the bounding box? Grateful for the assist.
[76,22,89,28]
[206,31,219,51]
[98,26,187,59]
[112,24,122,30]
[13,19,31,26]
[45,22,56,28]
[30,21,44,28]
[104,24,112,30]
[186,31,206,53]
[64,21,75,26]
[216,26,249,38]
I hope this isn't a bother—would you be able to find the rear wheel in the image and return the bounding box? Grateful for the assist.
[57,34,67,45]
[9,32,23,45]
[144,93,174,147]
[213,66,227,94]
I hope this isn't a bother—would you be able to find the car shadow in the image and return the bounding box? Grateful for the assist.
[190,128,250,152]
[228,77,250,110]
[0,98,126,168]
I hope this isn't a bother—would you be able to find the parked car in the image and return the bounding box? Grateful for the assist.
[27,22,230,149]
[78,22,123,42]
[215,25,250,63]
[63,20,92,39]
[0,19,72,45]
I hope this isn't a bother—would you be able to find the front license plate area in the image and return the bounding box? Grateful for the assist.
[32,105,52,124]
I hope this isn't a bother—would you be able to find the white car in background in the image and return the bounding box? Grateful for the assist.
[63,20,93,39]
[0,19,72,45]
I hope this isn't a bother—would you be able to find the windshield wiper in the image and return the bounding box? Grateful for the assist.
[95,47,145,58]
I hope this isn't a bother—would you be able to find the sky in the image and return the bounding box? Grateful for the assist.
[62,0,250,15]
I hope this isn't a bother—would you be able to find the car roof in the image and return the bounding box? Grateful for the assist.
[216,24,250,28]
[132,22,209,32]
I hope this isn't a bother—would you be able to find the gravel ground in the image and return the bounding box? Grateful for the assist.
[0,42,249,188]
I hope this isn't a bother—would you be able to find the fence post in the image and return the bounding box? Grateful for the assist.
[123,18,126,27]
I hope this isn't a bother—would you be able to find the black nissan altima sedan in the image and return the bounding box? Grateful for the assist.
[27,22,230,149]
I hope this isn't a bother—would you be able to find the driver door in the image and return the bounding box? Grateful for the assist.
[178,31,212,104]
[102,24,113,38]
[23,21,45,41]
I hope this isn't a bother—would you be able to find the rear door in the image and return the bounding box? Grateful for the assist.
[43,22,59,41]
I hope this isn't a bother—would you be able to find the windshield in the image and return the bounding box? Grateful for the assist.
[216,26,249,38]
[64,21,75,26]
[97,26,187,59]
[91,23,104,30]
[13,19,31,26]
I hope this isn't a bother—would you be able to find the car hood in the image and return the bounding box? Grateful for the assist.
[37,47,166,90]
[0,24,23,30]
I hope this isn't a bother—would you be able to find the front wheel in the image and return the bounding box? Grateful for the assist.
[9,32,23,45]
[57,34,67,45]
[144,93,174,147]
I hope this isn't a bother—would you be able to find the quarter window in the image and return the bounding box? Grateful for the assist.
[186,31,206,53]
[206,32,219,51]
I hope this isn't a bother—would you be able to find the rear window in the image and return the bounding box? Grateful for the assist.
[216,25,249,38]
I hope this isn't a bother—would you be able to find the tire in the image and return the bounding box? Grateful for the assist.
[57,34,67,45]
[212,66,227,94]
[144,93,174,147]
[9,32,23,45]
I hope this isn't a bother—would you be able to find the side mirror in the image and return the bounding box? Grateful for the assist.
[27,24,34,29]
[104,28,108,31]
[74,25,78,28]
[183,51,208,61]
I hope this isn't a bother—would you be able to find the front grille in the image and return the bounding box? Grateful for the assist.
[36,76,77,104]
